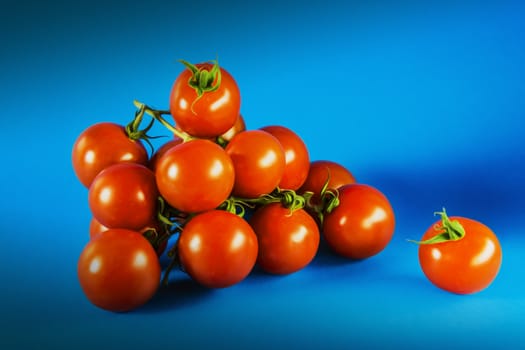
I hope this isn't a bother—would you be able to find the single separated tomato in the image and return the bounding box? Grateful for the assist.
[72,122,148,188]
[77,228,161,312]
[260,125,310,191]
[249,203,320,275]
[416,209,502,294]
[322,184,395,259]
[225,130,286,198]
[88,163,159,231]
[169,60,240,138]
[155,139,235,213]
[299,160,356,204]
[178,210,258,288]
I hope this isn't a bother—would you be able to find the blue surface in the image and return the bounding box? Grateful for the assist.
[1,0,524,348]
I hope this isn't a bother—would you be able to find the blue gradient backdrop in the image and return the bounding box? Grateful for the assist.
[1,0,524,349]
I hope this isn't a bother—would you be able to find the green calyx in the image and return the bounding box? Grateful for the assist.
[410,208,466,245]
[179,59,222,114]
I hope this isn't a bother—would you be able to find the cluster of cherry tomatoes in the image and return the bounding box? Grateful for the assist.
[72,59,502,313]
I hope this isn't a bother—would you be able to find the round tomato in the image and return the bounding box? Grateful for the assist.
[88,163,159,231]
[322,184,395,259]
[221,114,246,142]
[169,61,240,138]
[72,122,148,188]
[178,210,258,288]
[77,228,161,312]
[225,130,286,198]
[249,203,319,275]
[148,137,183,172]
[260,125,310,191]
[155,139,235,213]
[417,211,502,294]
[299,160,356,204]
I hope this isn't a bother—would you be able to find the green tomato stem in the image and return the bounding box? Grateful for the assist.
[409,208,466,245]
[179,59,222,114]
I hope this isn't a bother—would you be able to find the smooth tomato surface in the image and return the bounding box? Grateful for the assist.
[155,139,235,213]
[148,137,183,172]
[88,163,159,231]
[178,210,258,288]
[220,114,246,142]
[249,203,320,275]
[169,62,240,138]
[260,125,310,191]
[299,160,356,204]
[322,184,395,259]
[225,130,285,198]
[418,217,502,294]
[72,122,148,188]
[77,229,161,312]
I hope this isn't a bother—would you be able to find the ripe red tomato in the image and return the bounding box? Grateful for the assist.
[148,137,183,172]
[322,184,395,259]
[299,160,356,204]
[155,139,235,213]
[169,61,241,138]
[249,203,319,275]
[260,125,310,191]
[72,122,148,188]
[417,211,502,294]
[220,114,246,142]
[225,130,286,198]
[77,228,161,312]
[177,210,258,288]
[88,163,159,231]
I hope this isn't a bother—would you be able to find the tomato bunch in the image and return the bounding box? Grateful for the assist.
[72,59,501,312]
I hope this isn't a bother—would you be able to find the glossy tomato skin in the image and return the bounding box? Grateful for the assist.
[178,210,258,288]
[148,137,183,172]
[322,184,395,259]
[88,163,159,231]
[249,203,320,275]
[225,130,286,198]
[169,63,240,138]
[221,114,246,142]
[418,217,502,294]
[260,125,310,191]
[72,122,148,188]
[155,139,235,213]
[77,228,161,312]
[299,160,356,204]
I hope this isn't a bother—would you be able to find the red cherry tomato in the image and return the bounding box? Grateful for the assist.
[260,125,310,191]
[177,210,258,288]
[155,139,235,213]
[169,61,241,138]
[299,160,356,204]
[72,122,148,188]
[77,228,161,312]
[225,130,286,198]
[249,203,320,275]
[417,211,502,294]
[322,184,395,259]
[88,163,159,231]
[221,114,246,142]
[148,137,183,172]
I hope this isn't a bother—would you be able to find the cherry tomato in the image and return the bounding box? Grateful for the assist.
[221,114,246,142]
[148,137,183,172]
[417,211,502,294]
[77,228,161,312]
[299,160,356,204]
[72,122,148,188]
[249,203,319,275]
[178,210,258,288]
[155,139,234,213]
[225,130,286,198]
[260,125,310,191]
[169,61,241,138]
[322,184,395,259]
[88,163,159,231]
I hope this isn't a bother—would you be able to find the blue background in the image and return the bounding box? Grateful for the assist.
[1,0,524,348]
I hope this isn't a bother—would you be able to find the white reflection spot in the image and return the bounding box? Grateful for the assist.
[431,248,442,261]
[136,190,145,202]
[259,150,277,168]
[84,150,95,164]
[100,188,112,204]
[133,252,148,269]
[179,98,188,110]
[121,152,134,161]
[168,164,179,179]
[209,160,224,178]
[291,226,308,243]
[210,90,230,111]
[89,257,102,274]
[189,235,202,252]
[285,149,295,164]
[231,231,246,250]
[472,239,496,266]
[363,207,387,229]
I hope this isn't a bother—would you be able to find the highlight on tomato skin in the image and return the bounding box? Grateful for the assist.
[416,211,503,295]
